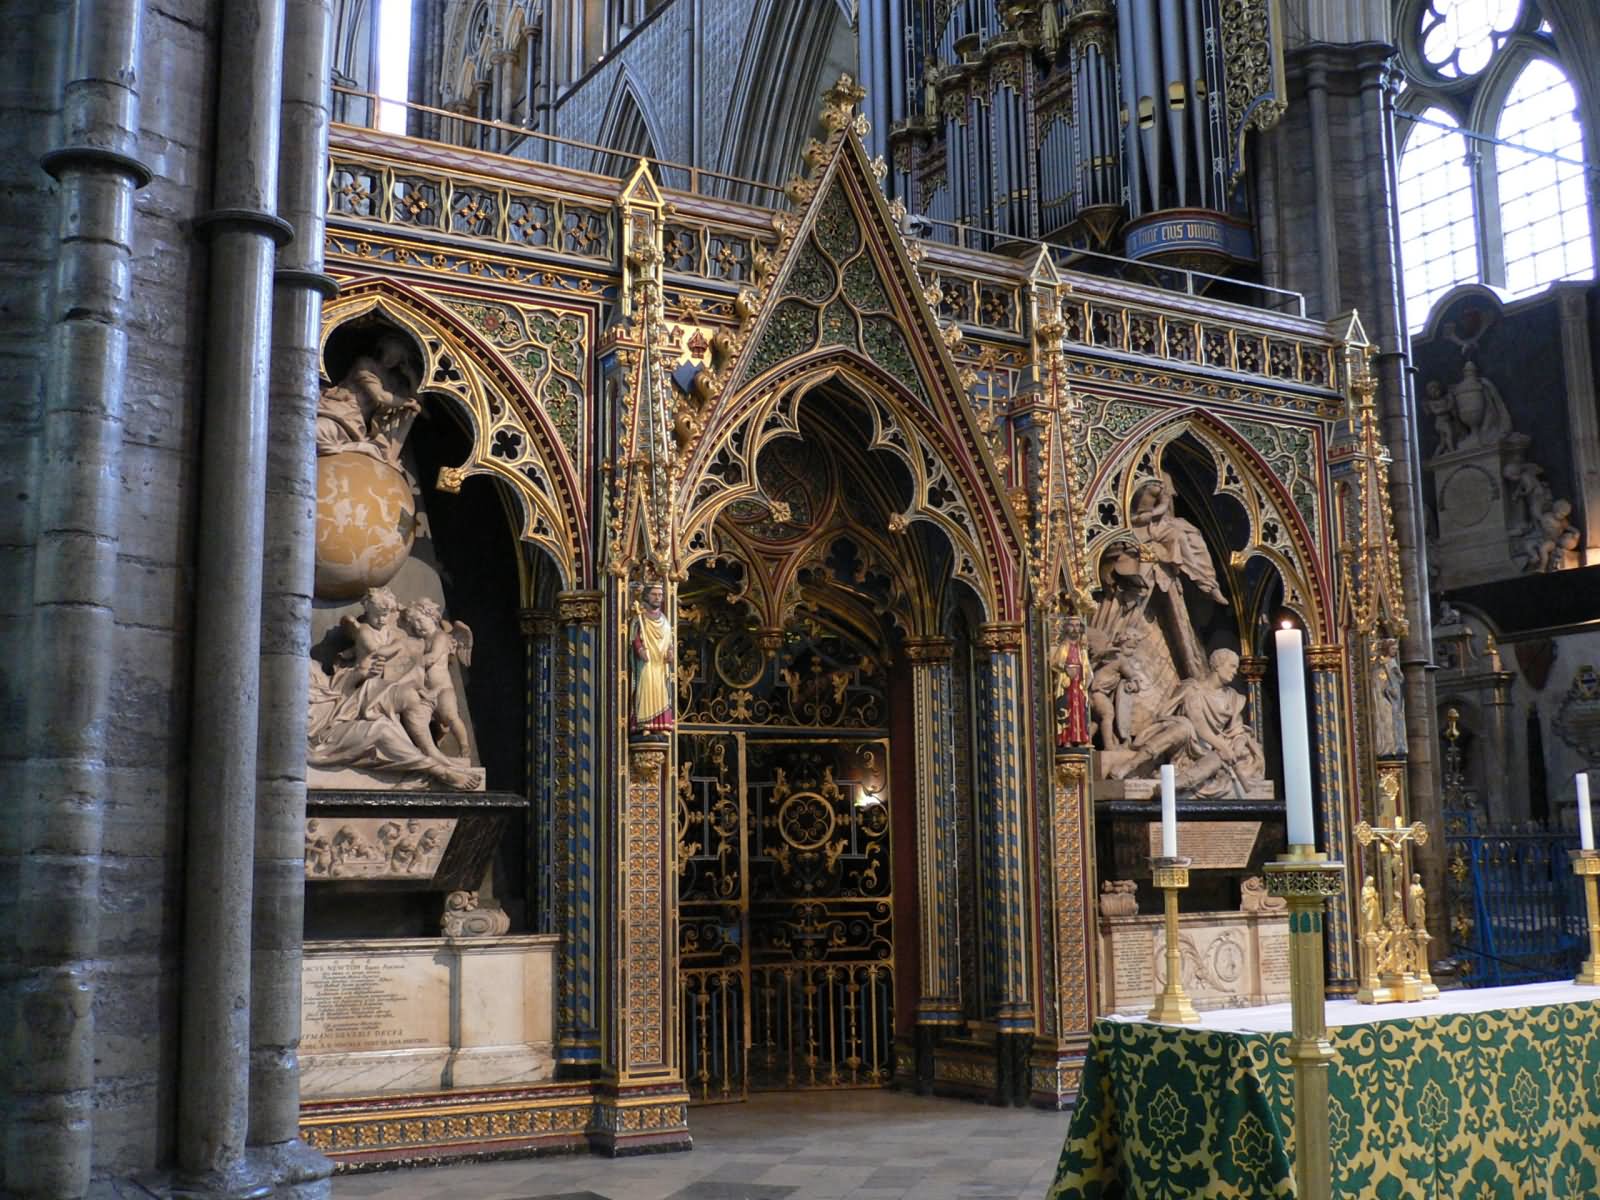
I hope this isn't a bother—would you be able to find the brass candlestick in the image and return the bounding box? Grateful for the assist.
[1264,846,1345,1200]
[1574,851,1600,986]
[1147,856,1200,1025]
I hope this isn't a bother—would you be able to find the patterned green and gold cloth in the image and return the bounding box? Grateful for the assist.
[1048,995,1600,1199]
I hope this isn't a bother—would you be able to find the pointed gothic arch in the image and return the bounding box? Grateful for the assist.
[715,0,851,195]
[1079,405,1334,640]
[677,119,1026,622]
[320,277,589,588]
[591,66,666,179]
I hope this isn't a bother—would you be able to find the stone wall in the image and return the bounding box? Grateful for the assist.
[0,0,218,1185]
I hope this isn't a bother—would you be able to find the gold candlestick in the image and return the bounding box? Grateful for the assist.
[1146,856,1200,1025]
[1574,850,1600,986]
[1264,846,1345,1200]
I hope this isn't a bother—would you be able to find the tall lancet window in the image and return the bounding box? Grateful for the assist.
[1397,108,1479,326]
[1496,59,1593,298]
[1397,0,1597,330]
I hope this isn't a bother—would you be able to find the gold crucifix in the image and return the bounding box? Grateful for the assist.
[1354,817,1439,1003]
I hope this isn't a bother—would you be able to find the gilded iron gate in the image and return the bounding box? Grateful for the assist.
[676,731,749,1103]
[676,732,895,1100]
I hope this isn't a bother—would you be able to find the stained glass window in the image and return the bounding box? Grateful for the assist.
[1496,60,1593,298]
[1398,108,1480,327]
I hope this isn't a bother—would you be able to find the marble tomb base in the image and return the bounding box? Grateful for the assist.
[1097,909,1291,1015]
[300,934,558,1099]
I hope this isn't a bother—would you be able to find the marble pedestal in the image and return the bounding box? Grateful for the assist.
[300,934,558,1098]
[1428,436,1525,588]
[1097,910,1290,1015]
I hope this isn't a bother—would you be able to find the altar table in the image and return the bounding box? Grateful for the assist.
[1047,981,1600,1199]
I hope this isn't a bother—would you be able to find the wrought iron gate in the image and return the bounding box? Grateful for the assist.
[676,733,895,1101]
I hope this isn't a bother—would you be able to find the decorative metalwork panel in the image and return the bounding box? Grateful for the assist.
[677,596,889,730]
[746,739,894,1090]
[1446,817,1586,987]
[327,153,616,262]
[675,730,896,1099]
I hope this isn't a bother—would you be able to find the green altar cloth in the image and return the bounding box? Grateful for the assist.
[1048,991,1600,1199]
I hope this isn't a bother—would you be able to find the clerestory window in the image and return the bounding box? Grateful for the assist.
[1396,0,1596,331]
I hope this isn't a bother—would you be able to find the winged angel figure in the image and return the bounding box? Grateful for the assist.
[308,587,482,789]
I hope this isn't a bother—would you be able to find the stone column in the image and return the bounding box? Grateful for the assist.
[905,637,961,1089]
[1240,655,1269,746]
[524,608,558,931]
[977,621,1032,1105]
[1359,48,1444,946]
[555,589,602,1070]
[1556,287,1600,563]
[179,0,289,1192]
[248,0,337,1192]
[1303,52,1342,320]
[1308,643,1356,993]
[11,4,148,1195]
[591,736,689,1154]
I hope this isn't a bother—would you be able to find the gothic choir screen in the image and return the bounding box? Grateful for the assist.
[15,1,1600,1197]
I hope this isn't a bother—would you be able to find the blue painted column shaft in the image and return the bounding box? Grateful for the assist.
[556,590,602,1065]
[979,623,1033,1032]
[524,609,557,933]
[909,638,962,1025]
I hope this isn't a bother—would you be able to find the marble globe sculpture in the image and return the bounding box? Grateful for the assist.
[314,450,418,599]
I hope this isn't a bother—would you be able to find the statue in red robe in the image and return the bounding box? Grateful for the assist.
[1050,613,1092,748]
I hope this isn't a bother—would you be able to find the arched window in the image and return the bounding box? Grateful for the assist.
[1397,0,1596,330]
[1397,107,1480,323]
[1495,59,1592,297]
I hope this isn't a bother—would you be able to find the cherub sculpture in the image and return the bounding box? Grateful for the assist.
[399,597,474,760]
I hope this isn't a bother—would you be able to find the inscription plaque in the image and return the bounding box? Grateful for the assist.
[1111,925,1156,1000]
[1146,820,1262,869]
[1259,929,1291,993]
[301,955,448,1054]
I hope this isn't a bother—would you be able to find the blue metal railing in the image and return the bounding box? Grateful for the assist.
[1445,810,1586,987]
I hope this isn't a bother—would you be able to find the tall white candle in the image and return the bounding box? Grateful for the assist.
[1159,764,1177,858]
[1275,624,1316,849]
[1579,772,1594,851]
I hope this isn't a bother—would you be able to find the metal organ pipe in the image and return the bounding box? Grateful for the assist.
[1158,0,1187,206]
[1183,0,1209,209]
[1116,0,1142,216]
[1130,0,1163,210]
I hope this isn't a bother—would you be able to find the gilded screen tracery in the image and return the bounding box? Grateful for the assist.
[677,584,891,731]
[318,281,588,588]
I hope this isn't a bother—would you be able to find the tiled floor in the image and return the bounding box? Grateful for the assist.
[335,1090,1072,1200]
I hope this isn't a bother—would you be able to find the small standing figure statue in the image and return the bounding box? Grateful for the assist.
[1371,637,1406,759]
[1408,872,1434,985]
[400,597,474,760]
[1050,612,1091,748]
[1359,874,1382,994]
[631,579,675,738]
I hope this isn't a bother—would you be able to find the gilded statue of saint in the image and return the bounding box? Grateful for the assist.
[1049,613,1092,748]
[631,580,674,737]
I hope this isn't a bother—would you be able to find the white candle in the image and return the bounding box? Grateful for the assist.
[1275,624,1316,849]
[1159,764,1177,858]
[1579,772,1594,851]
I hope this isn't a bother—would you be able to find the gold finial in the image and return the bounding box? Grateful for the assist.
[820,74,868,134]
